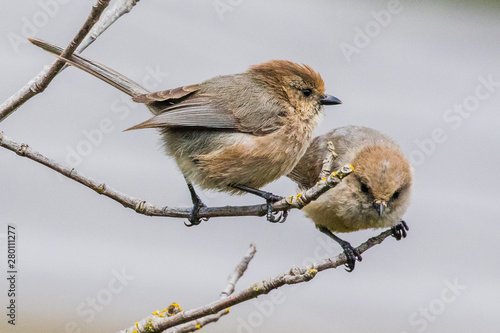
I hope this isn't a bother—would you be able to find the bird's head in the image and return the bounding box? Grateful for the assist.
[345,145,413,220]
[249,60,341,121]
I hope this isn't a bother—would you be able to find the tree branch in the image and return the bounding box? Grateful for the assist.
[162,244,257,333]
[220,244,256,298]
[119,230,394,333]
[0,132,353,220]
[77,0,141,53]
[0,0,141,122]
[319,141,338,180]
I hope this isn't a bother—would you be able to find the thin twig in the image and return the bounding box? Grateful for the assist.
[220,244,257,298]
[0,132,353,220]
[77,0,141,53]
[119,230,394,333]
[163,244,257,333]
[318,141,338,180]
[284,163,353,210]
[0,0,141,122]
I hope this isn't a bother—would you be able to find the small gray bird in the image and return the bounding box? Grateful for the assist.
[288,125,413,271]
[29,39,342,225]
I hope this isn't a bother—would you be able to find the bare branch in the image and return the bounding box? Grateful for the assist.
[77,0,141,53]
[162,310,229,333]
[220,244,257,298]
[284,163,353,210]
[0,0,141,122]
[0,132,353,220]
[318,141,338,180]
[119,230,394,333]
[163,244,257,333]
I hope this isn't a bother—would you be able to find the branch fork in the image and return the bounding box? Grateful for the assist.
[119,230,395,333]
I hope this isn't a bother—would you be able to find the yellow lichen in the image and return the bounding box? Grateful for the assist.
[165,302,182,316]
[306,268,318,280]
[143,318,155,333]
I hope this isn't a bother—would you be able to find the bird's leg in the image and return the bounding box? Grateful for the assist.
[184,179,209,227]
[391,220,409,240]
[230,184,288,223]
[317,226,362,272]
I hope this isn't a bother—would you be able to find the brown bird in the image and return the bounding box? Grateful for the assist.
[288,126,413,271]
[29,38,342,225]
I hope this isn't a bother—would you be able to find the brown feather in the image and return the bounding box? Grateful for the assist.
[289,126,413,233]
[132,84,201,103]
[249,60,325,95]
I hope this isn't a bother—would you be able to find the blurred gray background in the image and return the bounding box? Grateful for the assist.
[1,0,499,332]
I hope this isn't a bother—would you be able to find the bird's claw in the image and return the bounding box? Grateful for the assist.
[316,226,361,272]
[185,202,209,227]
[341,243,363,272]
[267,205,288,223]
[391,220,409,240]
[266,196,288,223]
[185,182,209,227]
[229,184,288,223]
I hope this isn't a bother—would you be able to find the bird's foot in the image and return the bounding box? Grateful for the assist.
[230,184,288,223]
[316,226,362,272]
[184,181,209,227]
[391,220,409,240]
[339,241,363,272]
[185,201,209,227]
[265,195,288,223]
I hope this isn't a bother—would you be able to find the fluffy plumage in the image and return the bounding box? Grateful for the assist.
[288,125,412,270]
[128,60,334,193]
[28,38,340,197]
[289,125,413,232]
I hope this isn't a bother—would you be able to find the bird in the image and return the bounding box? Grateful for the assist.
[29,38,342,225]
[288,125,413,271]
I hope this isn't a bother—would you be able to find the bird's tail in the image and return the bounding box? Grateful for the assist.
[28,38,149,98]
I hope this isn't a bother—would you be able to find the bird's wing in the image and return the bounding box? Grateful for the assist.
[200,73,284,135]
[126,74,283,134]
[125,94,239,131]
[287,135,327,189]
[229,96,283,135]
[132,84,201,103]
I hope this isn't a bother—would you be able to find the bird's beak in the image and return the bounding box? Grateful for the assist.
[320,94,342,105]
[373,201,387,216]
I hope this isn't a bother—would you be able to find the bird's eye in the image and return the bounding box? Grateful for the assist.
[360,182,369,193]
[393,190,400,199]
[301,88,312,97]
